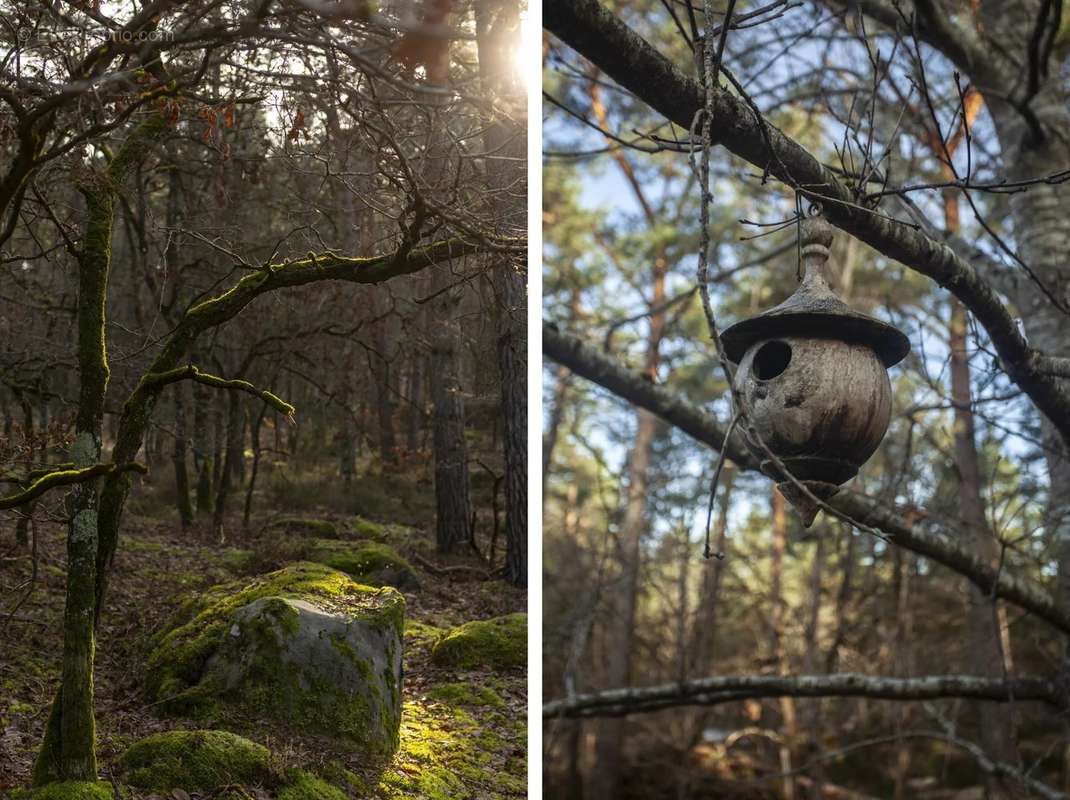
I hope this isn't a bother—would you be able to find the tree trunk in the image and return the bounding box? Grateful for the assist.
[585,67,670,800]
[945,181,1020,774]
[892,547,915,800]
[172,382,193,528]
[770,490,798,800]
[243,403,267,530]
[543,290,581,481]
[825,526,856,673]
[429,263,473,553]
[193,378,214,517]
[406,349,423,454]
[31,110,167,779]
[950,14,1070,780]
[371,295,399,468]
[212,389,242,542]
[476,0,527,588]
[211,390,224,496]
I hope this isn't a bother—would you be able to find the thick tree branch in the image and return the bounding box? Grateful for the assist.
[0,463,147,511]
[543,673,1060,718]
[179,236,512,335]
[543,0,1070,445]
[543,323,1070,636]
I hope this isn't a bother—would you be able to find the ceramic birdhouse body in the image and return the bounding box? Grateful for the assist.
[735,335,892,482]
[721,214,908,526]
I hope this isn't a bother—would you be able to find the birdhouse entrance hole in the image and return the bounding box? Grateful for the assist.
[753,340,791,380]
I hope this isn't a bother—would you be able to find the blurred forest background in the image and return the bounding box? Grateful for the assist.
[542,1,1070,798]
[0,0,527,796]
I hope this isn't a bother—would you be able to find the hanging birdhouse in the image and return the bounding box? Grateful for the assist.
[720,213,909,527]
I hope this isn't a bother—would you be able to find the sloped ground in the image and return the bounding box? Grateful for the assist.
[0,511,526,798]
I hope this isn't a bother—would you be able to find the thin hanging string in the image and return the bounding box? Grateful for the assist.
[693,0,742,562]
[703,410,739,560]
[795,191,804,281]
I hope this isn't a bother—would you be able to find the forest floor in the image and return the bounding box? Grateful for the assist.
[0,481,526,799]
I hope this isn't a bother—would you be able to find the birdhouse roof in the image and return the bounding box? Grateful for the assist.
[721,276,911,367]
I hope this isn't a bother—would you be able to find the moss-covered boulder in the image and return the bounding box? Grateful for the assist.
[430,613,526,670]
[119,729,273,790]
[146,563,404,758]
[307,539,420,592]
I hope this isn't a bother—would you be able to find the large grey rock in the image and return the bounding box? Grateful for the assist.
[145,562,404,759]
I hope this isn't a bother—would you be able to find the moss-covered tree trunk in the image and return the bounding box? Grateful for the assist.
[33,176,113,787]
[33,111,167,786]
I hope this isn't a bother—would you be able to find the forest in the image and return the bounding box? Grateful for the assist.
[0,1,527,798]
[542,1,1070,798]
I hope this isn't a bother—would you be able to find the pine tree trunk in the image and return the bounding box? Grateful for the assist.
[583,65,670,799]
[429,263,473,553]
[944,174,1020,773]
[493,258,527,587]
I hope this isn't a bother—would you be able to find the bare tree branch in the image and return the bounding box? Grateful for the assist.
[544,673,1060,718]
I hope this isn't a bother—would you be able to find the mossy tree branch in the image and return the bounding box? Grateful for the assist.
[142,365,296,419]
[0,463,148,511]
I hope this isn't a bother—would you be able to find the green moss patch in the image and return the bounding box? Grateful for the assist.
[377,700,526,799]
[404,620,445,651]
[279,770,347,800]
[119,729,273,790]
[308,540,420,591]
[352,516,387,540]
[427,682,506,708]
[430,614,526,670]
[14,782,116,800]
[317,762,370,795]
